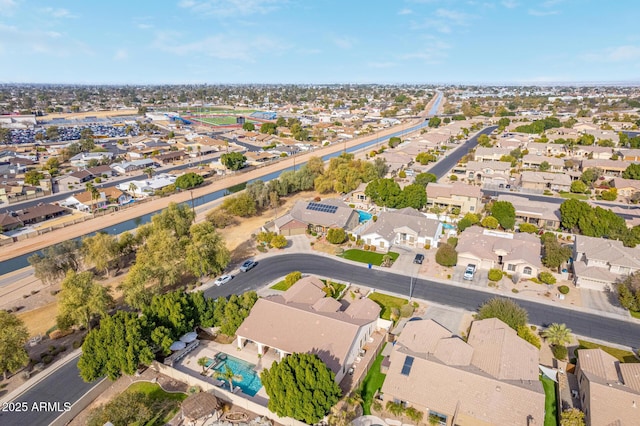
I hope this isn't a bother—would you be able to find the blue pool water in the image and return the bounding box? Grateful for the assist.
[357,210,373,222]
[443,223,455,229]
[207,353,262,396]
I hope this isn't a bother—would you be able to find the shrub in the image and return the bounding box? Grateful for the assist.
[481,216,499,229]
[518,223,538,234]
[423,244,430,250]
[477,297,528,330]
[552,344,568,360]
[399,304,415,318]
[42,355,54,365]
[449,174,458,181]
[558,285,570,295]
[517,325,541,349]
[539,271,557,285]
[447,237,458,247]
[488,269,503,282]
[284,271,302,288]
[72,340,82,349]
[372,215,378,222]
[271,235,288,249]
[363,244,370,251]
[327,228,347,244]
[435,243,457,267]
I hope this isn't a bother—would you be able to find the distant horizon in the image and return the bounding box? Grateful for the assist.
[2,1,640,84]
[2,80,640,88]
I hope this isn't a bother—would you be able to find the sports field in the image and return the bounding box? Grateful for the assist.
[194,116,240,126]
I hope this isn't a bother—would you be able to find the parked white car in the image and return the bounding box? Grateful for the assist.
[214,274,233,286]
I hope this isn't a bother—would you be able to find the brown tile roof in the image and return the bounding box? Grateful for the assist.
[457,226,542,269]
[0,212,22,228]
[181,392,219,420]
[282,276,325,304]
[237,277,380,375]
[426,182,483,199]
[15,204,68,222]
[382,318,544,425]
[289,199,358,229]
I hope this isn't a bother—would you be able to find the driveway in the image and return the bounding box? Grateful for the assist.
[422,306,466,334]
[581,289,628,316]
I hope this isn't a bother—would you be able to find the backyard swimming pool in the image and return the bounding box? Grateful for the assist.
[357,210,373,222]
[206,353,262,397]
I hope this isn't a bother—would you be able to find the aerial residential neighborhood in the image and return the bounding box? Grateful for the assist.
[2,2,640,426]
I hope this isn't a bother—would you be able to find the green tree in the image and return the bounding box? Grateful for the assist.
[616,273,640,312]
[497,117,510,128]
[476,297,528,330]
[221,192,257,217]
[284,271,302,288]
[0,127,10,143]
[481,216,499,229]
[435,243,457,267]
[428,116,442,128]
[600,188,617,201]
[242,122,255,131]
[82,232,119,276]
[490,201,516,230]
[261,353,341,424]
[46,125,60,140]
[78,311,154,382]
[414,173,437,187]
[87,391,153,426]
[560,408,585,426]
[542,235,572,271]
[151,202,195,238]
[365,178,401,207]
[260,122,278,134]
[220,152,247,170]
[185,222,230,277]
[0,311,29,379]
[518,223,538,234]
[542,323,573,346]
[415,152,437,164]
[539,161,550,171]
[44,157,60,175]
[559,199,591,231]
[24,170,45,186]
[570,180,587,193]
[477,134,492,147]
[28,240,82,285]
[396,184,427,209]
[57,270,113,330]
[388,137,401,148]
[175,172,204,189]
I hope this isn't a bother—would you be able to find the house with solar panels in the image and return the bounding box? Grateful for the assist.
[273,198,359,236]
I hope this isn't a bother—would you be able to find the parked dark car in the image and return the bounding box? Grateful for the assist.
[413,254,424,264]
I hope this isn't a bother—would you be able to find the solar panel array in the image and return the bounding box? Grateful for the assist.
[306,202,338,214]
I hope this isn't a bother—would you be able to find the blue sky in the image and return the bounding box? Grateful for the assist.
[1,0,639,84]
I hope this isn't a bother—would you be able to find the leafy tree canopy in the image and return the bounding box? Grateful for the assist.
[0,311,29,379]
[175,172,204,189]
[261,353,341,424]
[476,297,528,330]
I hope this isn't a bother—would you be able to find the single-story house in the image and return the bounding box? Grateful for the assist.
[456,226,542,278]
[111,159,157,175]
[573,235,640,291]
[358,207,442,250]
[57,170,94,188]
[276,199,360,234]
[519,171,571,192]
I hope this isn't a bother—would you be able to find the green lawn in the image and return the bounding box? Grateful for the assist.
[541,375,558,426]
[195,116,240,126]
[126,382,187,426]
[270,280,289,291]
[558,192,589,200]
[360,345,387,415]
[576,340,639,363]
[341,249,399,266]
[368,292,408,320]
[631,310,640,319]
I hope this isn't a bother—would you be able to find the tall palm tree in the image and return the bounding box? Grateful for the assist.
[197,356,208,374]
[542,323,573,346]
[215,365,242,393]
[143,167,154,179]
[128,182,137,198]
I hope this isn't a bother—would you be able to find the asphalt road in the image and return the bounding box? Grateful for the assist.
[427,126,498,178]
[204,254,640,348]
[0,354,99,426]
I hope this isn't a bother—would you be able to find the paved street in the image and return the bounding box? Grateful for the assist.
[204,253,640,348]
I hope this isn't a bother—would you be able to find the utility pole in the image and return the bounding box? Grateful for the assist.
[190,190,196,219]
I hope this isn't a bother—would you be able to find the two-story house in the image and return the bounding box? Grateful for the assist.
[573,235,640,291]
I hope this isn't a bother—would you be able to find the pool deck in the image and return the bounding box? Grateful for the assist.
[175,340,280,405]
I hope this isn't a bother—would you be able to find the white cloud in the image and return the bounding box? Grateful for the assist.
[41,7,78,19]
[398,8,413,15]
[114,49,128,60]
[152,31,289,60]
[501,0,518,8]
[0,24,92,57]
[177,0,285,17]
[137,23,153,30]
[528,9,559,16]
[331,36,356,50]
[410,8,473,34]
[0,0,18,16]
[434,8,472,25]
[583,45,640,62]
[400,38,451,63]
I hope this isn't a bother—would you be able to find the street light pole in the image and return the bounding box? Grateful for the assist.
[190,190,196,218]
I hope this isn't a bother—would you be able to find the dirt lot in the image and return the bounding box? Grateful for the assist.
[36,109,138,121]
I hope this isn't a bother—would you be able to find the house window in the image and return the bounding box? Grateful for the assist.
[469,206,475,212]
[507,264,516,272]
[523,266,532,275]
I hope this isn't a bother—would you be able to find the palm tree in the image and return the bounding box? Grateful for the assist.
[215,365,242,393]
[197,356,209,374]
[128,182,137,198]
[143,167,154,179]
[542,323,573,346]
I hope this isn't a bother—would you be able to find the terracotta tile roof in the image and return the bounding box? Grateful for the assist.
[426,182,483,199]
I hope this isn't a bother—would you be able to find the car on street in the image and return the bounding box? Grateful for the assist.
[463,264,476,280]
[413,254,424,264]
[213,274,233,286]
[239,260,257,272]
